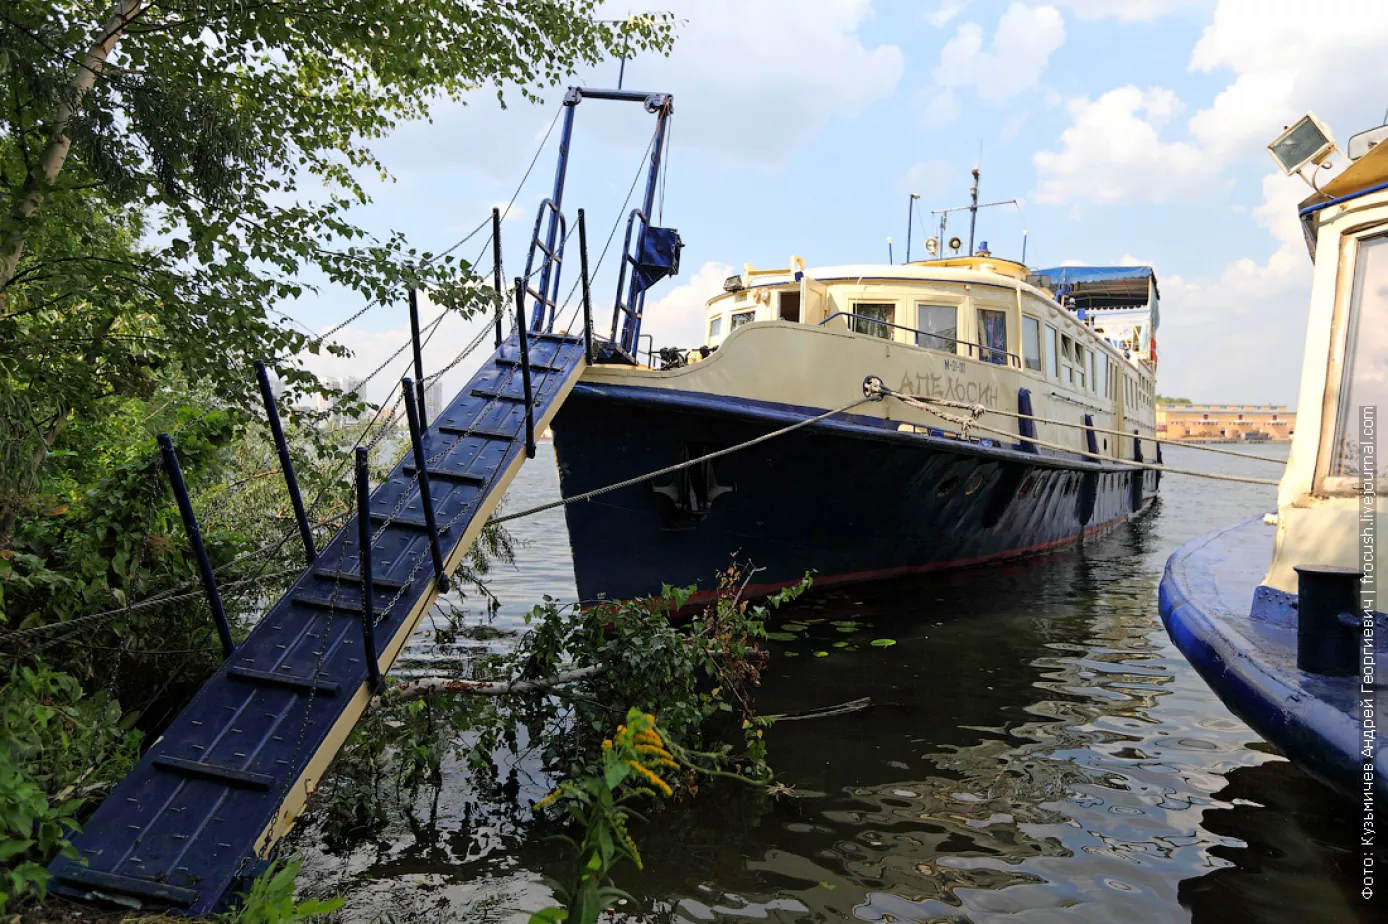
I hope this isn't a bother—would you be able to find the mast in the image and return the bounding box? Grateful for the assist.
[967,167,980,256]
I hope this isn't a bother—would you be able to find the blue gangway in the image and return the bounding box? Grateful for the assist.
[47,330,587,915]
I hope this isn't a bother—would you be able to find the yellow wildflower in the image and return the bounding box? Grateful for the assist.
[627,760,674,798]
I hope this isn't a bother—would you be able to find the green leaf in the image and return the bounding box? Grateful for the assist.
[870,638,898,648]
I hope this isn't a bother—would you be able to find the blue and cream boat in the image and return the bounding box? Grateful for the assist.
[554,255,1164,604]
[1159,116,1387,799]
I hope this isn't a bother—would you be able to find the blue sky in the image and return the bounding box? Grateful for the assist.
[286,0,1388,409]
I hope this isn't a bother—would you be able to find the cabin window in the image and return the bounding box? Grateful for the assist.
[1059,334,1074,384]
[730,310,756,330]
[1087,351,1096,394]
[708,316,723,339]
[1045,325,1059,379]
[851,302,895,339]
[1022,316,1042,371]
[1074,344,1086,389]
[1328,233,1388,480]
[1095,353,1107,398]
[779,291,801,323]
[977,308,1008,365]
[915,304,958,352]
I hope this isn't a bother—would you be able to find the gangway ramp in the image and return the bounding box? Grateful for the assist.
[47,330,587,915]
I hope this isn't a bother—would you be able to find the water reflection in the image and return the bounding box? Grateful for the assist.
[292,442,1376,922]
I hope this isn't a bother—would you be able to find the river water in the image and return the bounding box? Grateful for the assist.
[292,440,1376,923]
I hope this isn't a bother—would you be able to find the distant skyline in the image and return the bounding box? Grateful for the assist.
[278,0,1388,411]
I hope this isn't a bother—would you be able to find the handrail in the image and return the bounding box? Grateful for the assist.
[818,311,1022,368]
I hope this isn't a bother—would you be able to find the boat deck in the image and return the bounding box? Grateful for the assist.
[1159,517,1384,798]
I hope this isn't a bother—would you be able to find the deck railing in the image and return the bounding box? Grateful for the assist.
[817,312,1022,368]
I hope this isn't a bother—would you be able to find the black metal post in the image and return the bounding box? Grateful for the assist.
[514,278,537,459]
[254,361,316,564]
[402,377,449,592]
[1083,413,1099,455]
[492,207,504,347]
[577,208,594,366]
[354,447,383,692]
[158,434,235,658]
[1294,565,1362,675]
[408,288,429,429]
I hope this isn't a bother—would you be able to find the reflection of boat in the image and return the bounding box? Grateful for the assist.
[1160,116,1388,799]
[555,252,1163,603]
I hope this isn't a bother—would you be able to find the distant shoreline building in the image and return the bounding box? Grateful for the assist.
[1156,402,1295,442]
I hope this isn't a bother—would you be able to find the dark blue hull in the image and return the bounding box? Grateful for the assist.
[551,383,1156,603]
[1159,518,1387,799]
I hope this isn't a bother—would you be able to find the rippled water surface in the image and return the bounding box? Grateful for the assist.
[293,441,1376,922]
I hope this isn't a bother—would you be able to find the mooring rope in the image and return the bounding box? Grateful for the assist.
[884,390,1286,466]
[877,385,1280,486]
[489,395,878,524]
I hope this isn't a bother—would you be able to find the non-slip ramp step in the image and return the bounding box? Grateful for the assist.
[401,464,487,485]
[48,329,588,916]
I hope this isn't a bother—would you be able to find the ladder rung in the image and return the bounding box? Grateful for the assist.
[57,868,200,908]
[437,424,518,441]
[152,755,274,790]
[401,464,486,485]
[313,570,409,590]
[368,511,448,532]
[471,388,527,403]
[532,331,584,344]
[227,666,341,696]
[496,356,565,373]
[291,593,386,615]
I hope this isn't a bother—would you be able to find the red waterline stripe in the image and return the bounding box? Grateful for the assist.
[675,508,1139,608]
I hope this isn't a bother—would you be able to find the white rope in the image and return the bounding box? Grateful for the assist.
[489,395,878,525]
[880,387,1280,486]
[904,392,1286,466]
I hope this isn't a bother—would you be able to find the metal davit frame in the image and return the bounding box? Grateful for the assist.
[522,87,680,360]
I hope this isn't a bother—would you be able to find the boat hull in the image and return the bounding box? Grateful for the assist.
[1159,517,1387,799]
[551,382,1156,603]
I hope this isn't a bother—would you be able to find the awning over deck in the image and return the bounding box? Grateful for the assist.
[1028,265,1159,326]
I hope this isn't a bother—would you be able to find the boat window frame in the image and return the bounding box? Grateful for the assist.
[1044,324,1059,380]
[729,308,757,331]
[707,314,723,341]
[976,306,1011,366]
[915,300,963,355]
[1022,314,1043,372]
[849,299,898,340]
[1316,221,1388,495]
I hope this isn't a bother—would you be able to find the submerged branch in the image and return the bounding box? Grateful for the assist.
[383,665,605,704]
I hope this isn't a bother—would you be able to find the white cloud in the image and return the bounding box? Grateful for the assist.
[900,160,955,199]
[924,0,972,27]
[1187,0,1388,167]
[1056,0,1201,20]
[933,4,1066,102]
[921,88,962,128]
[641,261,732,349]
[1157,171,1321,403]
[1033,86,1210,204]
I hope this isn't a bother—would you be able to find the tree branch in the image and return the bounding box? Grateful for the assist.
[379,665,605,705]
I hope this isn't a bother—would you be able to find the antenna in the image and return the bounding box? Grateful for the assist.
[906,193,920,262]
[617,10,632,89]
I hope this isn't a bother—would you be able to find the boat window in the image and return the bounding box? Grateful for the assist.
[851,302,895,339]
[916,304,958,352]
[779,291,801,323]
[1095,352,1107,398]
[1087,351,1096,394]
[730,310,756,330]
[1045,325,1059,379]
[1061,334,1073,360]
[1329,233,1388,481]
[1022,316,1042,371]
[708,315,723,339]
[1074,344,1086,389]
[977,308,1008,365]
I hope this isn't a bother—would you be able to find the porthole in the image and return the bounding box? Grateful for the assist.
[964,471,986,495]
[937,474,960,497]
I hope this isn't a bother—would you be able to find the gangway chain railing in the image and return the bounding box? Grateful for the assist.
[48,301,592,918]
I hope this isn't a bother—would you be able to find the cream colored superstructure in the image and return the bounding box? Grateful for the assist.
[581,256,1159,462]
[1264,143,1388,592]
